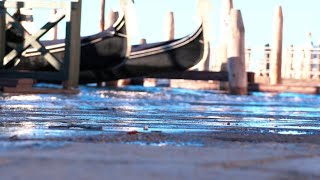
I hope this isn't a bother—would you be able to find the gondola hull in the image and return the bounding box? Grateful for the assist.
[78,25,207,83]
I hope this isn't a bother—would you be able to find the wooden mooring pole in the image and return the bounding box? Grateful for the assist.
[100,0,105,31]
[52,9,58,40]
[269,6,283,85]
[218,0,233,71]
[227,9,247,95]
[165,11,174,41]
[106,9,119,30]
[63,1,82,89]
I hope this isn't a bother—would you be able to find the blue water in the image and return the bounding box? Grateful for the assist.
[0,84,320,140]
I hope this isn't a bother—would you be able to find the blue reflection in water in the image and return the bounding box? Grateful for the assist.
[0,84,320,139]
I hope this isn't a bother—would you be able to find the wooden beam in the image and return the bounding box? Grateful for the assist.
[0,2,5,68]
[5,13,63,70]
[0,70,65,80]
[63,1,81,89]
[4,12,65,68]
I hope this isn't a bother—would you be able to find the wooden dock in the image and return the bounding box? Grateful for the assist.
[0,0,81,94]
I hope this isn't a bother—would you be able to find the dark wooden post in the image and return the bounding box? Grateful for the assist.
[0,1,6,68]
[269,6,283,85]
[63,1,82,89]
[100,0,105,31]
[227,9,247,95]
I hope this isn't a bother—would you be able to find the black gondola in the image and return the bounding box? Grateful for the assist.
[78,22,208,83]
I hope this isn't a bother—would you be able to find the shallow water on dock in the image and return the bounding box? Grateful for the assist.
[0,84,320,142]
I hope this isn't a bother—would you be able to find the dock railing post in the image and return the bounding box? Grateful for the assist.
[63,1,82,89]
[0,1,5,68]
[269,6,283,85]
[227,9,247,95]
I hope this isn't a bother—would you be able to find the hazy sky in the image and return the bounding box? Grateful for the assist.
[85,0,320,48]
[8,0,320,48]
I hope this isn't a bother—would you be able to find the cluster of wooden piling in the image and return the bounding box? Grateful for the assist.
[147,0,320,95]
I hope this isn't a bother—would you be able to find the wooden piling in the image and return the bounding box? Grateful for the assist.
[48,9,58,40]
[63,1,82,89]
[302,33,313,79]
[140,38,147,45]
[227,9,247,95]
[269,6,283,85]
[105,9,119,30]
[218,0,233,71]
[53,9,58,40]
[0,1,5,68]
[165,11,175,41]
[194,0,212,71]
[100,0,105,31]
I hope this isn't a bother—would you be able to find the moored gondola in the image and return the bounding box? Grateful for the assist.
[78,22,208,84]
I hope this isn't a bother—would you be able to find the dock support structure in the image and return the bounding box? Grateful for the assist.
[227,9,247,95]
[63,1,82,89]
[0,0,82,93]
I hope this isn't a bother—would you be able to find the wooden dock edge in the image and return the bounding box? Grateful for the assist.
[0,78,79,94]
[169,80,320,94]
[146,71,320,94]
[2,87,80,94]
